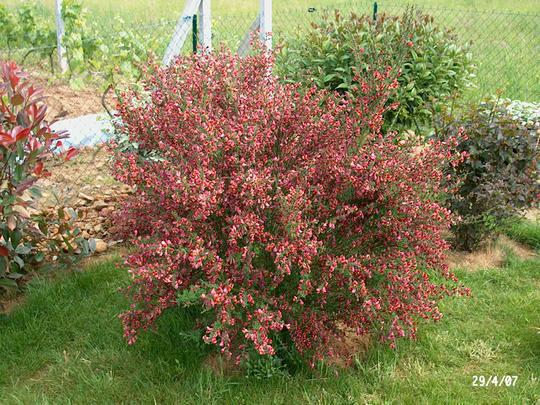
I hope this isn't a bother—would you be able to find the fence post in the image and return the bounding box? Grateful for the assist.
[192,14,198,54]
[259,0,272,51]
[162,0,201,65]
[54,0,68,73]
[198,0,212,52]
[373,2,378,21]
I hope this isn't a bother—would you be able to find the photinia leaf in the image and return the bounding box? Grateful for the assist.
[0,278,18,289]
[65,146,78,161]
[11,93,24,106]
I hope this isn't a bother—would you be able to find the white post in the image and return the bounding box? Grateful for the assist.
[198,0,212,52]
[54,0,68,73]
[163,0,202,65]
[259,0,272,51]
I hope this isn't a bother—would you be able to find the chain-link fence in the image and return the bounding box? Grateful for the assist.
[1,1,538,147]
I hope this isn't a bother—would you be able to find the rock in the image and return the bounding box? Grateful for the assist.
[92,200,109,210]
[79,192,94,202]
[94,239,108,253]
[100,206,115,216]
[120,184,134,194]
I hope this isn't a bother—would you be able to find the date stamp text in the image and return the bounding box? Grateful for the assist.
[472,375,518,387]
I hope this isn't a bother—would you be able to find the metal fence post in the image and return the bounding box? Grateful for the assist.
[192,14,198,54]
[373,2,378,21]
[54,0,68,73]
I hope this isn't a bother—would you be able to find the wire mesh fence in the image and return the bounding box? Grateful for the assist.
[0,1,538,147]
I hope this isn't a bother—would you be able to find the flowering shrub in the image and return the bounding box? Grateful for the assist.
[113,50,467,366]
[0,61,85,293]
[277,9,474,131]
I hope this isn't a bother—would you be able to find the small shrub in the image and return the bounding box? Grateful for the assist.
[434,98,539,251]
[113,50,467,367]
[277,9,474,131]
[0,61,86,293]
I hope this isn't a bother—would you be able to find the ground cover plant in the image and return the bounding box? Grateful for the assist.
[0,61,85,295]
[277,9,474,130]
[504,217,540,250]
[110,48,470,368]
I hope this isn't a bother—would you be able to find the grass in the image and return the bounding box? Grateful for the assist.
[504,218,540,250]
[0,243,539,402]
[7,0,539,18]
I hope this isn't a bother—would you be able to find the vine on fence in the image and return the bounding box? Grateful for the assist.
[0,1,163,90]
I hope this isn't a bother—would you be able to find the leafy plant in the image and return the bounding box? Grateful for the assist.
[0,61,89,294]
[0,5,19,56]
[0,1,164,90]
[112,50,467,368]
[277,9,475,131]
[434,97,539,251]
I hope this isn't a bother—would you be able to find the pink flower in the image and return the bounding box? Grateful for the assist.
[114,49,467,365]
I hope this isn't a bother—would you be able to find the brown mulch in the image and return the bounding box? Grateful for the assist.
[38,147,133,243]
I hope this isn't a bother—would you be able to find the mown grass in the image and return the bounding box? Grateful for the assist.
[0,240,538,403]
[504,218,540,250]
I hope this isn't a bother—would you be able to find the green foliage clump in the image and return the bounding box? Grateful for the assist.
[434,98,539,251]
[0,2,56,65]
[277,9,475,130]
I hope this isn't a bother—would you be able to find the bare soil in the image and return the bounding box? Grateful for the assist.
[27,70,114,120]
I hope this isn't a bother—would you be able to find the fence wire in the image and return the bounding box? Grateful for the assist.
[0,2,538,147]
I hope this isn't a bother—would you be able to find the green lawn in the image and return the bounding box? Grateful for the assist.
[0,244,538,403]
[504,218,540,250]
[11,0,539,19]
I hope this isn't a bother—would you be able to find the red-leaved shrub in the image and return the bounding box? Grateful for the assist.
[113,50,467,366]
[1,61,82,293]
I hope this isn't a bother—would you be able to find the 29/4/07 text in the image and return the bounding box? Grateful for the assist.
[472,375,518,387]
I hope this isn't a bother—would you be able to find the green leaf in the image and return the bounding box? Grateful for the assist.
[15,245,32,255]
[0,278,18,289]
[13,256,24,269]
